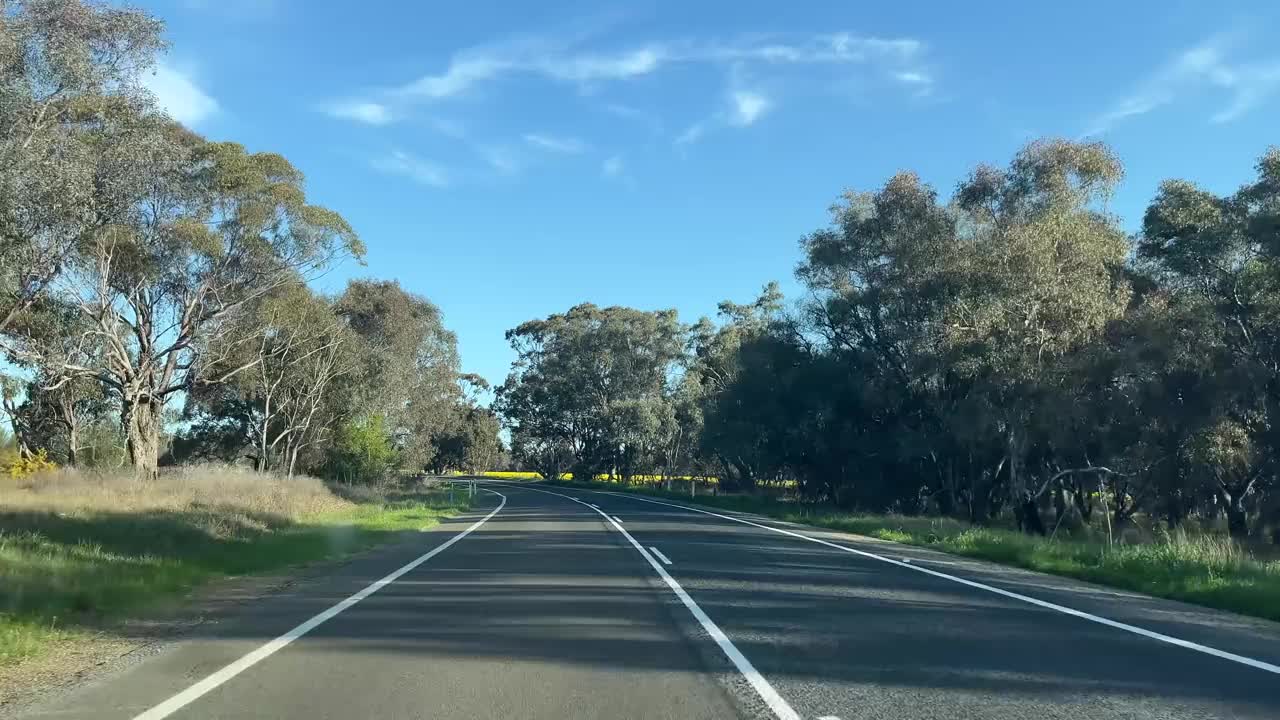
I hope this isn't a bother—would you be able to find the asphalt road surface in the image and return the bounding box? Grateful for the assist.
[18,482,1280,719]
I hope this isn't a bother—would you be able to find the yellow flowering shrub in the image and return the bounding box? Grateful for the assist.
[4,449,58,480]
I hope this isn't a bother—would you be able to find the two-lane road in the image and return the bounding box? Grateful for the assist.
[20,483,1280,719]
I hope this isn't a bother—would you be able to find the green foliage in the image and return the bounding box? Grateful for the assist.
[496,303,684,483]
[324,415,399,484]
[0,0,165,334]
[335,280,464,472]
[501,140,1280,546]
[429,407,502,475]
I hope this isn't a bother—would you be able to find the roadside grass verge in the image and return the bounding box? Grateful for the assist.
[0,466,469,668]
[544,479,1280,623]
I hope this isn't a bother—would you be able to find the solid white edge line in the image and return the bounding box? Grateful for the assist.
[592,490,1280,677]
[612,515,624,524]
[503,483,800,720]
[132,491,508,720]
[650,546,673,566]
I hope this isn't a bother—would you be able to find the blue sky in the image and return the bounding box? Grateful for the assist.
[139,0,1280,389]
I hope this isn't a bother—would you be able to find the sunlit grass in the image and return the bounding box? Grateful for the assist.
[0,466,468,668]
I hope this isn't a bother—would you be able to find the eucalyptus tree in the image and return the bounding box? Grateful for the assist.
[17,129,362,476]
[0,0,164,335]
[687,283,788,490]
[183,283,359,473]
[1136,147,1280,536]
[794,169,985,514]
[943,139,1132,531]
[497,304,683,481]
[334,279,462,471]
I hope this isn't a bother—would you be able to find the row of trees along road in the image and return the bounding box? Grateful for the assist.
[0,0,499,481]
[498,139,1280,541]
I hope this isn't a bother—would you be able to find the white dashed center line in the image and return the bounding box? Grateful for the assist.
[649,547,673,565]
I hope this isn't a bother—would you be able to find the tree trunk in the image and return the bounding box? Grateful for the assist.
[1224,498,1249,539]
[1007,428,1038,533]
[732,457,756,493]
[1164,494,1186,530]
[1052,486,1068,525]
[1218,477,1256,540]
[66,420,79,467]
[3,397,32,459]
[124,397,161,479]
[257,417,270,473]
[937,459,957,516]
[1020,498,1047,535]
[1072,480,1094,522]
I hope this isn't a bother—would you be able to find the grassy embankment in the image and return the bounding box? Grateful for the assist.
[540,477,1280,623]
[0,466,469,668]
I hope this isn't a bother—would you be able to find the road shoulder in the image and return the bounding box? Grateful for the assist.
[0,503,497,719]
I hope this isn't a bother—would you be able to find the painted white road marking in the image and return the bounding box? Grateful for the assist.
[612,515,624,524]
[650,547,673,565]
[817,716,842,720]
[592,491,1280,677]
[507,484,800,720]
[132,491,509,720]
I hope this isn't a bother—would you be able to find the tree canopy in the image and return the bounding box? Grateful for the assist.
[495,140,1280,543]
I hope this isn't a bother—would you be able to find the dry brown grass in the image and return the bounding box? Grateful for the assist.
[1,465,472,708]
[1,464,353,524]
[1,465,467,675]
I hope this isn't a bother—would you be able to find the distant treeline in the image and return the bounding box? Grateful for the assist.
[497,139,1280,540]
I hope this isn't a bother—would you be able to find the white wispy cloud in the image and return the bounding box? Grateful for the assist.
[602,155,624,178]
[325,100,394,125]
[396,45,665,101]
[371,150,449,188]
[677,90,770,147]
[704,33,922,65]
[524,133,589,154]
[143,62,218,128]
[328,31,930,123]
[894,70,933,93]
[729,90,770,126]
[1089,37,1280,134]
[675,122,707,146]
[541,47,665,83]
[398,56,509,99]
[480,145,522,175]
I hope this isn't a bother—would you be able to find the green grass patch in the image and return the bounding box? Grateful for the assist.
[0,485,467,667]
[547,478,1280,622]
